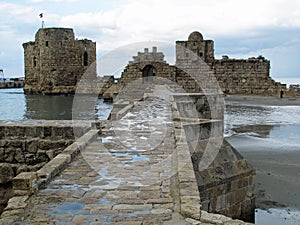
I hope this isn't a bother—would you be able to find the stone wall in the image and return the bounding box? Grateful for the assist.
[0,120,91,213]
[171,93,255,222]
[176,32,283,96]
[23,28,96,94]
[285,84,300,97]
[212,57,280,95]
[76,76,114,95]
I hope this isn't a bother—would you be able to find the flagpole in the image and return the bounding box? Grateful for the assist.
[39,13,44,29]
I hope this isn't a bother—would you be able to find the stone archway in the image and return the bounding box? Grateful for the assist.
[142,65,156,82]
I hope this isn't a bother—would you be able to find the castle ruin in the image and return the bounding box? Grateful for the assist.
[23,28,96,94]
[111,31,281,98]
[23,29,284,96]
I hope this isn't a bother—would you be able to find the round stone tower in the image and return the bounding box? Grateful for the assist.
[23,27,96,94]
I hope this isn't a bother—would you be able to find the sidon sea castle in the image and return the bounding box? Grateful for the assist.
[0,27,295,224]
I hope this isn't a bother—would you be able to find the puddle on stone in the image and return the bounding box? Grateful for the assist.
[131,154,149,162]
[110,152,149,162]
[46,184,84,191]
[49,202,85,215]
[98,167,108,177]
[101,137,113,143]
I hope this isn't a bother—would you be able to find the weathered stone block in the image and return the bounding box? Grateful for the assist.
[4,196,28,211]
[14,148,25,163]
[12,172,37,191]
[0,163,14,184]
[4,148,15,163]
[26,139,38,153]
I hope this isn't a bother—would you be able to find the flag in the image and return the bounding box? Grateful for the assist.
[39,13,43,18]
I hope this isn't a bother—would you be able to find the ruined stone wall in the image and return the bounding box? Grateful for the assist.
[23,28,96,94]
[212,58,280,95]
[285,84,300,97]
[175,32,282,96]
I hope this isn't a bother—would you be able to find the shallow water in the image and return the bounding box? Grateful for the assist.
[225,103,300,134]
[256,208,300,225]
[225,101,300,225]
[0,88,112,120]
[224,101,300,152]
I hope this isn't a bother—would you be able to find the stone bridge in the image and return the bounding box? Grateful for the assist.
[0,78,255,224]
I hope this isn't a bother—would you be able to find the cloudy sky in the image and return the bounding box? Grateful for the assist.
[1,0,300,82]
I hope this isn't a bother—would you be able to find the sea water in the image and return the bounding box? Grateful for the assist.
[0,88,112,120]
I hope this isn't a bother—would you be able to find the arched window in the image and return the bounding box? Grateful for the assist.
[83,52,88,66]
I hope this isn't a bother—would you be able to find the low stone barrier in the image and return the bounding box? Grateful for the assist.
[170,93,255,223]
[0,120,92,214]
[1,128,99,218]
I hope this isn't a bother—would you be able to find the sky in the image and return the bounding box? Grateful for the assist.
[0,0,300,82]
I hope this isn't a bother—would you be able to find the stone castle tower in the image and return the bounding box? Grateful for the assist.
[176,31,215,63]
[176,31,279,95]
[23,28,96,94]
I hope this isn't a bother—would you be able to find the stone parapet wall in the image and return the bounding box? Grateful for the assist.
[0,120,90,168]
[170,93,255,223]
[0,120,92,214]
[185,122,256,222]
[0,129,98,219]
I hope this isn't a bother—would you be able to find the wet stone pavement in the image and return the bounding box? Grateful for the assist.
[16,97,180,225]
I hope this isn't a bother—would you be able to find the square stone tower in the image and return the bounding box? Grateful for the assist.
[23,28,96,94]
[176,31,215,64]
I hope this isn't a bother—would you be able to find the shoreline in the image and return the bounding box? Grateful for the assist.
[227,134,300,211]
[225,95,300,106]
[225,95,300,223]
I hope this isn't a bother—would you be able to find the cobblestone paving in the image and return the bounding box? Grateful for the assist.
[18,96,182,225]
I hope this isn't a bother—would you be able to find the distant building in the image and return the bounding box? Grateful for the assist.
[23,28,96,94]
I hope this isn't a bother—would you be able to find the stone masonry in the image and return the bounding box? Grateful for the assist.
[0,120,91,214]
[23,28,96,94]
[104,31,285,100]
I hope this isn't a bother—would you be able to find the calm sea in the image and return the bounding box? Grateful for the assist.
[0,88,112,120]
